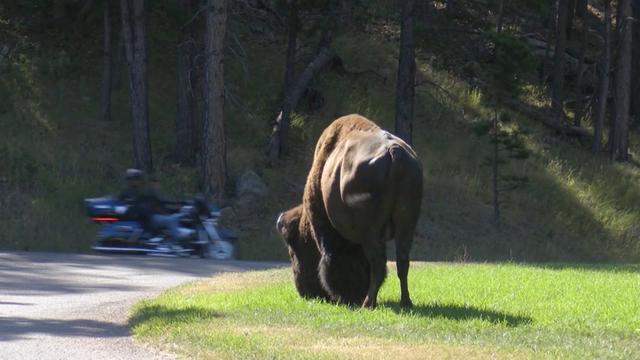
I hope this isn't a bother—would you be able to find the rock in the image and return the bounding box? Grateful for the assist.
[217,206,236,227]
[234,170,268,214]
[236,170,268,198]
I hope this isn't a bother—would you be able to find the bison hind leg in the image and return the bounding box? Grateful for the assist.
[318,243,371,306]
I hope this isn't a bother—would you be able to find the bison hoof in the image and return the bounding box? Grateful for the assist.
[400,298,413,308]
[362,296,377,309]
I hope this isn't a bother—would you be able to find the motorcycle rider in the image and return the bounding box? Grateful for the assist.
[118,169,193,241]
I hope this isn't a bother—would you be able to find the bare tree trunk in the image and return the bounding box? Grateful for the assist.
[121,0,152,172]
[175,0,196,166]
[573,0,588,127]
[191,14,206,162]
[610,0,632,161]
[566,0,577,38]
[607,0,622,155]
[202,0,227,201]
[101,0,113,121]
[446,0,456,16]
[284,0,298,96]
[492,111,500,226]
[542,0,558,83]
[593,0,610,154]
[395,0,416,145]
[265,44,337,162]
[631,0,640,129]
[574,0,587,18]
[551,0,570,125]
[113,27,125,89]
[496,0,505,33]
[268,0,299,162]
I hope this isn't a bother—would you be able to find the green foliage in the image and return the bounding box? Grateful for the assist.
[131,265,640,359]
[483,32,537,98]
[0,144,41,189]
[474,109,530,223]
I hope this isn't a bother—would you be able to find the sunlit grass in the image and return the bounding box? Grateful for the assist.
[131,264,640,359]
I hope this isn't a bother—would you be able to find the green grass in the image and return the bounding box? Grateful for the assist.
[131,263,640,359]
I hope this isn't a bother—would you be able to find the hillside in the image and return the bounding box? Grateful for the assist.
[1,0,639,261]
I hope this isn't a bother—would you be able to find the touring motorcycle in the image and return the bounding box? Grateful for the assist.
[85,195,236,259]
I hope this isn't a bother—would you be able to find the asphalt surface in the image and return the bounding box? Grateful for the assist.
[0,252,282,360]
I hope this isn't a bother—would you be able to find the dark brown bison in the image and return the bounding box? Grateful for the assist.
[277,114,423,308]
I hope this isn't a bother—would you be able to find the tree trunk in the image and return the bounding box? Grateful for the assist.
[566,0,577,38]
[202,0,227,201]
[496,0,505,33]
[607,0,622,155]
[542,0,558,83]
[574,0,587,18]
[101,0,113,121]
[395,0,416,145]
[269,0,299,161]
[593,0,610,154]
[175,0,196,166]
[284,0,298,95]
[191,12,206,161]
[265,44,337,162]
[573,0,588,127]
[610,0,632,161]
[446,0,455,16]
[113,27,125,89]
[551,0,570,125]
[492,111,500,226]
[121,0,152,172]
[631,0,640,129]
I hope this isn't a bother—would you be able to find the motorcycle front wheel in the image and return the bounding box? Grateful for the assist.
[203,240,235,260]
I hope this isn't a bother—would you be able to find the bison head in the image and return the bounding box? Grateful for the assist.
[277,205,370,306]
[276,205,330,301]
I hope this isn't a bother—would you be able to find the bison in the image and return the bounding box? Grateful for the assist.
[277,114,423,308]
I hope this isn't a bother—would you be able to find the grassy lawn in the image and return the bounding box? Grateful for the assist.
[130,263,640,359]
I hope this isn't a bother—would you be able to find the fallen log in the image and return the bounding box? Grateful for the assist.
[504,97,591,139]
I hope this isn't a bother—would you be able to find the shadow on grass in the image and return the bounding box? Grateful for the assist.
[129,305,222,328]
[383,301,532,327]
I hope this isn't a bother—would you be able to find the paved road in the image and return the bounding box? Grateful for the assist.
[0,252,282,360]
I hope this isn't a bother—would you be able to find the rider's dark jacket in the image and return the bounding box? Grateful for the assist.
[117,186,166,226]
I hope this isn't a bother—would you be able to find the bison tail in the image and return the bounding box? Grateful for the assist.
[388,144,405,167]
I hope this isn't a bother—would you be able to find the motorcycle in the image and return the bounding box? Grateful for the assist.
[84,195,236,259]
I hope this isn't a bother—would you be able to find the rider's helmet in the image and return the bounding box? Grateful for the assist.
[124,168,145,186]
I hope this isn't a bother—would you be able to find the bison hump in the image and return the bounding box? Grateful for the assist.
[329,130,404,207]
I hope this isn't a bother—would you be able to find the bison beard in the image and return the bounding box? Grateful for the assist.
[317,239,372,305]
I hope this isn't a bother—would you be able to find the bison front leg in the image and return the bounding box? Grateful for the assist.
[362,240,387,308]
